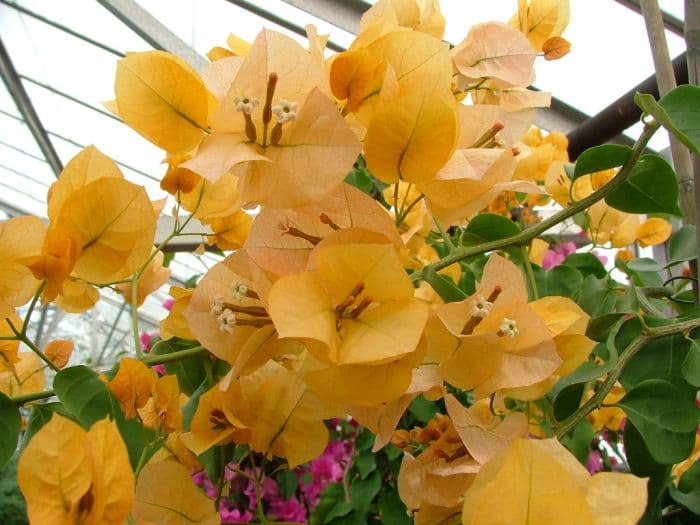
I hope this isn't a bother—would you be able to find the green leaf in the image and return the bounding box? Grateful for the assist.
[20,402,74,448]
[670,460,700,515]
[605,154,682,216]
[0,392,20,468]
[310,484,345,525]
[350,470,381,512]
[575,275,617,317]
[182,379,208,431]
[378,491,412,525]
[616,379,698,464]
[276,469,299,500]
[552,383,585,422]
[636,85,700,156]
[623,421,664,478]
[53,365,120,426]
[345,168,373,194]
[626,258,663,273]
[574,144,631,179]
[586,313,628,342]
[533,265,583,298]
[621,334,696,400]
[324,502,354,524]
[669,225,697,264]
[465,213,521,240]
[354,450,377,480]
[561,253,607,279]
[150,337,205,396]
[559,419,594,465]
[682,338,700,387]
[408,395,439,424]
[423,267,467,303]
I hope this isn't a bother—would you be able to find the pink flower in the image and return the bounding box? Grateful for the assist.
[140,332,155,351]
[163,297,175,310]
[269,496,307,523]
[220,500,254,523]
[311,454,343,482]
[592,250,608,266]
[542,242,577,269]
[586,449,603,474]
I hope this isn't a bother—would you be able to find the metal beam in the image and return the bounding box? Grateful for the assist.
[225,0,346,52]
[96,0,208,72]
[280,0,369,35]
[613,0,685,36]
[0,0,124,57]
[566,52,688,159]
[0,36,63,176]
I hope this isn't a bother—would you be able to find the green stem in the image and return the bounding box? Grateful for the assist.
[141,345,207,366]
[11,389,55,406]
[555,315,700,439]
[250,451,269,525]
[433,217,457,253]
[22,281,46,336]
[397,193,425,225]
[412,122,661,283]
[520,246,539,300]
[393,183,401,225]
[6,318,59,372]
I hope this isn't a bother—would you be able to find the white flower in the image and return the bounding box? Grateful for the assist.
[272,99,297,123]
[470,295,493,318]
[234,95,260,114]
[499,317,519,338]
[218,309,236,333]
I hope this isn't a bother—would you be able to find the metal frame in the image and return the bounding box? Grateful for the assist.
[614,0,684,35]
[96,0,208,71]
[0,35,63,176]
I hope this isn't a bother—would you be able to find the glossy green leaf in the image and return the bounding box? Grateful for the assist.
[276,469,299,500]
[0,392,20,468]
[324,502,354,524]
[552,383,584,422]
[151,337,205,395]
[605,154,682,216]
[423,267,467,302]
[670,460,700,515]
[575,275,617,317]
[586,313,628,342]
[355,450,377,480]
[345,167,373,194]
[310,484,345,525]
[560,419,595,465]
[562,253,607,278]
[682,338,700,387]
[378,491,412,525]
[350,470,381,512]
[616,379,698,464]
[53,365,120,426]
[465,213,521,240]
[635,85,700,156]
[626,258,663,273]
[573,144,631,179]
[669,224,697,264]
[621,334,696,400]
[533,264,583,298]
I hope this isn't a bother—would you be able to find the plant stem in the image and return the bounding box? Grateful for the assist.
[554,315,700,439]
[6,318,59,372]
[433,217,457,253]
[140,345,206,366]
[520,246,539,300]
[10,389,55,406]
[412,122,661,283]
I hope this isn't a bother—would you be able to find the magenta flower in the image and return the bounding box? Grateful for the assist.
[586,449,603,474]
[269,496,307,522]
[220,499,254,523]
[163,297,175,310]
[542,241,577,269]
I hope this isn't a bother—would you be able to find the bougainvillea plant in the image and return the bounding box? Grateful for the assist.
[1,0,699,524]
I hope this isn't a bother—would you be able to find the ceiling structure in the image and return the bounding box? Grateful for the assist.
[0,0,689,365]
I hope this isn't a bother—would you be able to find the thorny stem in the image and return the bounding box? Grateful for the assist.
[412,122,661,283]
[6,317,59,372]
[520,246,539,300]
[433,217,457,253]
[554,315,700,439]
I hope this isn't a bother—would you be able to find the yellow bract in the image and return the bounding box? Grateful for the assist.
[114,51,211,155]
[461,438,646,525]
[18,415,134,525]
[512,0,571,52]
[132,461,219,525]
[0,352,45,397]
[636,217,672,247]
[0,216,45,310]
[105,357,157,419]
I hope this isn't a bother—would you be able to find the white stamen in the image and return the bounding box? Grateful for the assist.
[272,99,297,123]
[234,95,260,114]
[218,310,236,334]
[210,297,225,316]
[470,295,493,318]
[232,282,248,301]
[499,318,519,338]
